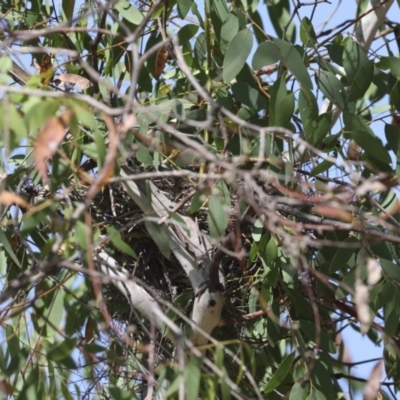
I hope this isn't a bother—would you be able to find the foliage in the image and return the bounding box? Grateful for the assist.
[0,0,400,399]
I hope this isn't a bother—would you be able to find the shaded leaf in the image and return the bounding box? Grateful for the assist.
[350,130,391,164]
[145,221,171,259]
[343,39,368,84]
[347,60,374,101]
[231,82,266,111]
[316,70,347,110]
[262,351,295,393]
[300,17,317,47]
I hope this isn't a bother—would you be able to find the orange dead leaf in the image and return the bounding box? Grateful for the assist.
[85,114,136,201]
[313,205,353,222]
[0,381,14,395]
[55,74,93,90]
[86,115,118,200]
[155,45,169,78]
[84,318,94,343]
[0,191,31,209]
[347,139,362,162]
[39,54,54,85]
[34,110,73,182]
[392,114,400,130]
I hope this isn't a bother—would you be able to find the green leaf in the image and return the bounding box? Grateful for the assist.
[5,325,19,363]
[0,56,12,73]
[383,56,400,80]
[380,259,400,283]
[0,229,21,268]
[114,0,143,24]
[263,351,295,393]
[252,41,280,69]
[177,0,192,19]
[274,39,313,90]
[347,60,374,101]
[93,128,106,168]
[275,92,294,127]
[298,89,318,125]
[208,181,231,239]
[46,288,66,340]
[194,32,207,69]
[266,0,295,42]
[310,160,334,176]
[329,237,359,273]
[231,82,266,111]
[350,130,391,164]
[306,388,327,400]
[47,338,77,361]
[316,70,347,110]
[385,123,400,152]
[304,113,331,147]
[223,29,253,83]
[252,217,264,242]
[26,100,60,133]
[265,237,278,261]
[220,13,239,54]
[109,386,138,400]
[290,383,305,400]
[190,188,210,214]
[177,24,199,44]
[343,39,368,84]
[185,356,202,400]
[343,112,374,136]
[300,320,335,353]
[75,221,89,249]
[300,17,317,47]
[145,221,171,259]
[210,0,229,44]
[62,0,75,21]
[106,227,137,258]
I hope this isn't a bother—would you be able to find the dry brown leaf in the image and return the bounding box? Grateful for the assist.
[39,54,54,85]
[313,205,353,222]
[84,318,94,343]
[335,333,352,364]
[86,114,118,201]
[367,258,381,286]
[392,114,400,130]
[0,191,31,209]
[354,279,370,334]
[364,360,383,400]
[347,139,362,161]
[155,45,169,78]
[0,381,14,395]
[56,73,93,90]
[34,110,73,182]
